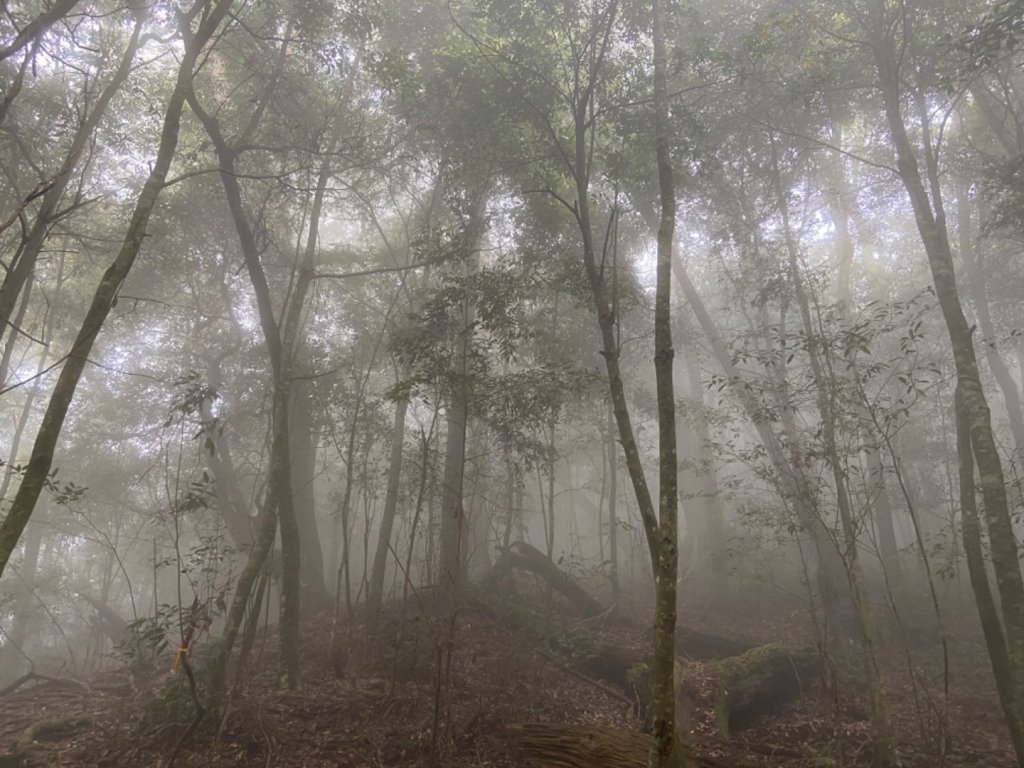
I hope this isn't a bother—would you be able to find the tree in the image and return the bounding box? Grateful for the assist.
[868,1,1024,759]
[0,0,235,579]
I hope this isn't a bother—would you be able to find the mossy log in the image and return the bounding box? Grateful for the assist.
[0,717,92,768]
[579,625,758,694]
[711,643,820,738]
[483,541,604,618]
[506,723,744,768]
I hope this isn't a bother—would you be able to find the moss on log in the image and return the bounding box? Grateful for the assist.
[711,644,820,738]
[0,717,92,768]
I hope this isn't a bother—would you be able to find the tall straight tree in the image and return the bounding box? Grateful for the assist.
[649,0,681,764]
[868,0,1024,760]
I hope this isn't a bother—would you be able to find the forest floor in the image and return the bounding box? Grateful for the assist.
[0,575,1015,767]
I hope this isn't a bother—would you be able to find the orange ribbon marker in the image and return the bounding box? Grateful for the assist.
[171,646,188,672]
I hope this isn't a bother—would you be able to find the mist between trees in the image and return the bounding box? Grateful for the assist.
[1,1,1024,767]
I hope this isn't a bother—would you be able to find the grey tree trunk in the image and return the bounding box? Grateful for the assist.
[0,15,144,335]
[367,385,409,631]
[957,178,1024,456]
[290,376,330,614]
[438,191,486,601]
[202,357,256,550]
[607,401,620,601]
[650,0,680,763]
[870,3,1024,760]
[0,0,79,63]
[0,0,233,580]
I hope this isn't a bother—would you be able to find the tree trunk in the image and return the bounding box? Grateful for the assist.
[438,190,486,601]
[367,384,409,631]
[202,357,256,550]
[957,386,1024,758]
[290,375,330,614]
[0,0,79,62]
[188,33,337,685]
[650,0,680,763]
[677,333,727,596]
[871,4,1024,760]
[0,0,233,580]
[957,177,1024,456]
[607,400,620,601]
[0,15,143,334]
[770,133,893,766]
[670,250,846,618]
[821,135,902,588]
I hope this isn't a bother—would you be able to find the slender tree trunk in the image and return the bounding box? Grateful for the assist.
[574,4,660,564]
[957,178,1024,456]
[871,5,1024,759]
[367,382,409,631]
[0,269,33,389]
[771,139,893,764]
[545,413,557,559]
[438,190,486,601]
[0,0,233,579]
[650,0,680,762]
[821,136,902,587]
[670,251,845,613]
[0,0,79,63]
[957,386,1024,758]
[202,357,256,550]
[187,34,334,684]
[0,15,144,333]
[290,375,330,613]
[187,108,303,690]
[607,400,620,601]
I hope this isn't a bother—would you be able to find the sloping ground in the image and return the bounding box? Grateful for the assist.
[0,580,1016,767]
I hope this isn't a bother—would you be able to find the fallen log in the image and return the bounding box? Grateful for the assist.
[0,671,91,697]
[483,542,604,618]
[0,717,92,768]
[710,643,820,738]
[505,723,745,768]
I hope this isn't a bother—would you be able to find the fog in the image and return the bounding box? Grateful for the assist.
[0,0,1022,766]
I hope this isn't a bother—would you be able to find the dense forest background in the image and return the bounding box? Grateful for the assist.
[2,0,1024,766]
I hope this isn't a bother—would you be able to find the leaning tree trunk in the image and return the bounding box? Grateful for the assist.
[870,3,1024,762]
[669,247,846,618]
[0,0,234,580]
[0,15,143,335]
[0,0,79,63]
